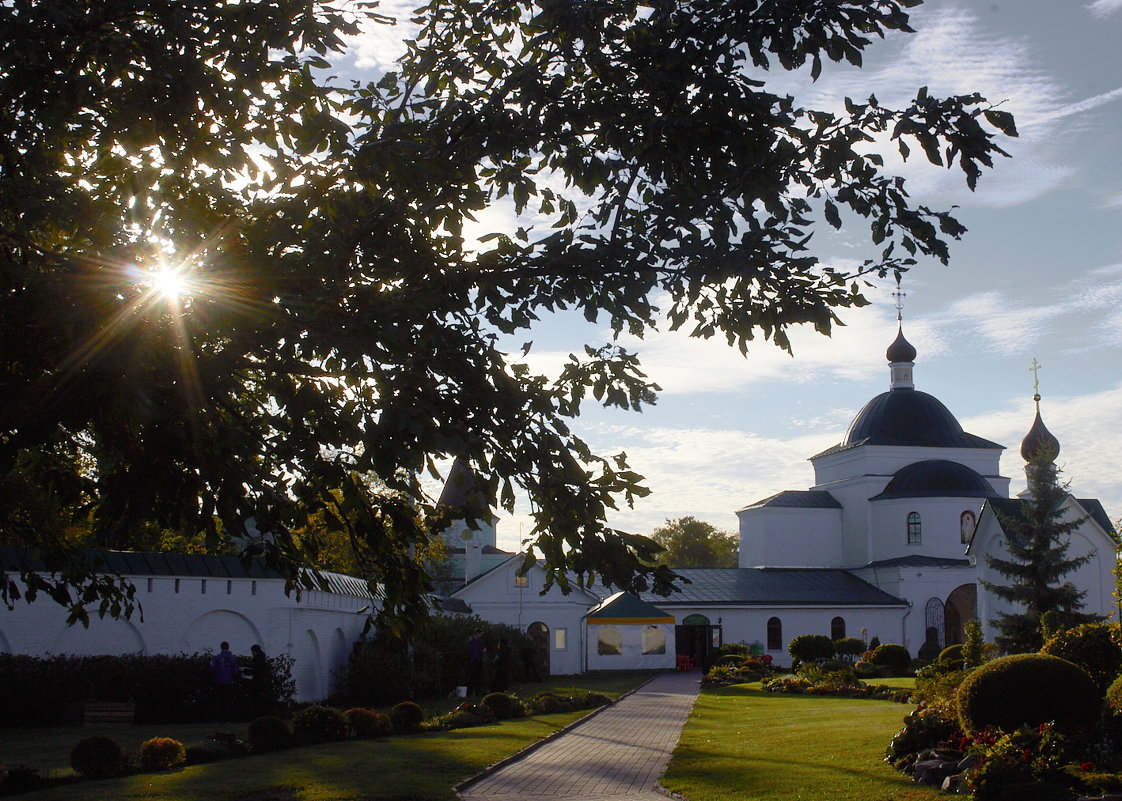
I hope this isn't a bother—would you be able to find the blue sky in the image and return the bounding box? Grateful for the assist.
[347,1,1122,551]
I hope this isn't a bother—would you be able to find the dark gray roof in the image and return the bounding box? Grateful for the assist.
[864,555,971,569]
[1076,499,1117,538]
[815,389,1003,458]
[0,547,376,599]
[638,568,905,607]
[982,498,1119,544]
[739,490,842,512]
[871,460,1001,501]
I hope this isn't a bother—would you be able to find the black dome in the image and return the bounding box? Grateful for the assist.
[886,326,917,363]
[873,460,998,500]
[843,389,1001,449]
[1020,407,1060,462]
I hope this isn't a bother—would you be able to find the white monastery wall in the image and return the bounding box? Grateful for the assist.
[737,507,842,567]
[0,572,372,701]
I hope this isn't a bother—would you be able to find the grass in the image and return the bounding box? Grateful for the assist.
[660,679,943,801]
[0,672,656,801]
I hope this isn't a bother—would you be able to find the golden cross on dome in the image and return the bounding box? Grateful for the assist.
[892,281,906,322]
[1030,358,1042,400]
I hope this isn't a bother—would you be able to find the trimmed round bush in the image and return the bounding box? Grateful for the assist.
[481,692,522,720]
[247,715,294,753]
[834,637,866,660]
[292,705,348,745]
[788,634,834,664]
[937,644,964,667]
[868,644,911,676]
[389,701,424,732]
[1106,672,1122,715]
[139,737,186,771]
[344,707,392,737]
[1041,622,1122,692]
[957,653,1101,735]
[70,735,125,778]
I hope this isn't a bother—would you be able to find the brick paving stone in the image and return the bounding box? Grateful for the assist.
[457,671,700,801]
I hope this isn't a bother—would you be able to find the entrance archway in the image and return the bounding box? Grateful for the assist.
[944,584,978,645]
[675,614,721,671]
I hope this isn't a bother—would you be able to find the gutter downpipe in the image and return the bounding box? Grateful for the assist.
[901,599,913,651]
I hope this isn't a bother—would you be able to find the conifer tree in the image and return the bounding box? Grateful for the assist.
[983,455,1100,653]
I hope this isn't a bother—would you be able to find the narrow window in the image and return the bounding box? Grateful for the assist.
[767,617,782,651]
[201,579,207,594]
[174,579,180,593]
[907,512,922,544]
[147,578,153,593]
[554,628,567,651]
[831,616,846,640]
[226,580,233,595]
[251,580,257,596]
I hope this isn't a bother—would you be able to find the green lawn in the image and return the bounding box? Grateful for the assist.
[3,673,939,801]
[661,680,942,801]
[0,672,656,801]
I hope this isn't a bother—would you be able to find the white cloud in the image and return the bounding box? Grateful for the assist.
[1088,0,1122,17]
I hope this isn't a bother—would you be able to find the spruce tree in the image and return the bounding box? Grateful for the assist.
[983,454,1100,653]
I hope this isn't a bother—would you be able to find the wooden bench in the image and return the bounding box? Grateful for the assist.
[63,702,136,727]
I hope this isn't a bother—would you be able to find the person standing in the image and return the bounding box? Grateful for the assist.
[249,644,273,716]
[465,628,486,696]
[490,638,511,693]
[209,641,241,721]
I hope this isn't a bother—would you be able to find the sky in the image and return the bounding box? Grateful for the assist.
[343,0,1122,552]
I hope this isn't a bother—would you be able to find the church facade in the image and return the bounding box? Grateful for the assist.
[448,327,1118,672]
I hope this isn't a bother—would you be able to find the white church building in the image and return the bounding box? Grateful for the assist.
[446,325,1118,672]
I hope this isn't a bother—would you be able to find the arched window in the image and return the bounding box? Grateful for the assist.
[831,616,845,640]
[907,512,922,544]
[767,617,782,651]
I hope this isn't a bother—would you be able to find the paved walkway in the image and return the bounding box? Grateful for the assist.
[457,671,701,801]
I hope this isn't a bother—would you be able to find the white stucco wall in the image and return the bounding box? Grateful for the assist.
[452,557,602,675]
[0,572,373,701]
[737,507,843,567]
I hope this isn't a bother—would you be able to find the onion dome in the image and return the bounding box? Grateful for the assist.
[872,460,999,500]
[886,326,917,363]
[1020,398,1060,463]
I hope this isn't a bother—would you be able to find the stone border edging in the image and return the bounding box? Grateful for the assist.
[453,673,664,794]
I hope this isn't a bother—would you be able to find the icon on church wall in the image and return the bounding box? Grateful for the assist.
[960,510,976,543]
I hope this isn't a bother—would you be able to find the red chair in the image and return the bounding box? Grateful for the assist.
[676,655,694,672]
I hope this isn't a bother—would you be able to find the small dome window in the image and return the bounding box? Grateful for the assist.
[907,512,922,545]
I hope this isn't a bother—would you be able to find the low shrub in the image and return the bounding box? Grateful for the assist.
[183,733,248,765]
[344,708,393,737]
[70,735,125,779]
[957,653,1101,735]
[525,692,575,714]
[247,715,294,753]
[481,692,522,720]
[718,642,751,657]
[440,702,497,729]
[704,663,763,687]
[868,643,911,676]
[938,644,965,666]
[139,737,186,771]
[578,691,611,708]
[1041,623,1122,692]
[389,701,424,732]
[884,705,963,774]
[292,705,348,745]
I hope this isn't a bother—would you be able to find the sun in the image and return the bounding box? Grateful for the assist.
[147,264,191,301]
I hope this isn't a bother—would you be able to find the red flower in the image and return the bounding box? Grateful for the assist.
[1081,762,1096,772]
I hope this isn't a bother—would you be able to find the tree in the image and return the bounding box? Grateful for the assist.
[983,455,1101,653]
[0,0,1015,628]
[649,517,738,568]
